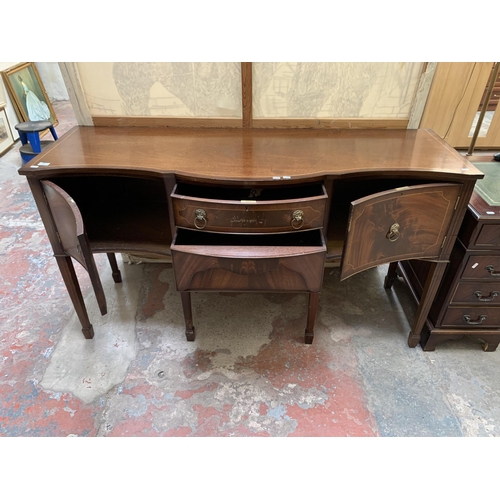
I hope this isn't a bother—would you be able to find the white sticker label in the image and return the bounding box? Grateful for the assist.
[487,211,495,215]
[472,263,479,269]
[30,165,39,168]
[283,175,291,179]
[37,162,50,166]
[272,176,280,180]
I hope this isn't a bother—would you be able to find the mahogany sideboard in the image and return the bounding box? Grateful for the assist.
[18,126,483,348]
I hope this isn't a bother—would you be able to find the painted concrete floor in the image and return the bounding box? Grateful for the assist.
[2,101,500,437]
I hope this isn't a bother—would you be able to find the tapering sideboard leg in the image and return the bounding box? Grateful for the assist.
[181,291,195,341]
[106,253,122,283]
[384,261,399,289]
[305,292,320,344]
[55,255,94,339]
[408,261,448,348]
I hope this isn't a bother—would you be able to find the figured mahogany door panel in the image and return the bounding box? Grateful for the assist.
[461,255,500,280]
[171,183,327,233]
[441,306,500,328]
[450,282,500,305]
[41,180,106,315]
[340,183,461,280]
[171,229,326,292]
[42,181,87,267]
[475,225,500,248]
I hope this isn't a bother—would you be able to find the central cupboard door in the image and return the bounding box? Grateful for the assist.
[340,183,462,280]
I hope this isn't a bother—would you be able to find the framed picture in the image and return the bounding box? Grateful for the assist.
[0,108,14,156]
[1,62,58,126]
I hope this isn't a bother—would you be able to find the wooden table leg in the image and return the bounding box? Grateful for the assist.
[55,255,94,339]
[305,292,320,344]
[28,178,95,338]
[181,291,195,341]
[384,261,399,289]
[407,261,448,348]
[106,253,122,283]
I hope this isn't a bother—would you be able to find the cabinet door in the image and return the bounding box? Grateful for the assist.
[41,180,107,315]
[340,183,461,280]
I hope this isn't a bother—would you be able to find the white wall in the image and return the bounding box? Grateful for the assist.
[35,62,69,101]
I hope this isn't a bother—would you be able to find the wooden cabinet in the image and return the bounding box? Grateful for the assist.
[18,127,483,348]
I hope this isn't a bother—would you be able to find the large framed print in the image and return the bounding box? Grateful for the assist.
[1,62,58,126]
[0,108,14,156]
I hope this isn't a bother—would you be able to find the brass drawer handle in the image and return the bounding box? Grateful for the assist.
[194,208,207,229]
[386,223,400,242]
[463,314,487,325]
[291,210,304,230]
[486,265,500,277]
[474,290,499,302]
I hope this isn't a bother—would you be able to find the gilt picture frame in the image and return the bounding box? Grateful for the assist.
[0,108,14,156]
[1,62,58,127]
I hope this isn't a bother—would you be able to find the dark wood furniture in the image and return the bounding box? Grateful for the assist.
[18,126,483,347]
[396,183,500,351]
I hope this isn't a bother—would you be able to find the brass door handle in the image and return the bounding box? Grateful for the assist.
[463,314,487,325]
[474,291,499,302]
[194,209,207,229]
[486,265,500,277]
[291,210,304,230]
[386,223,400,242]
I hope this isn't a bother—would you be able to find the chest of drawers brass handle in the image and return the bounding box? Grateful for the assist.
[291,210,304,229]
[463,314,487,325]
[194,209,207,229]
[486,265,500,277]
[474,290,499,302]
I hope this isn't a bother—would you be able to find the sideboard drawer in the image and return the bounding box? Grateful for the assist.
[475,224,500,248]
[171,228,326,292]
[450,282,500,305]
[441,306,500,328]
[461,255,500,279]
[171,182,327,233]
